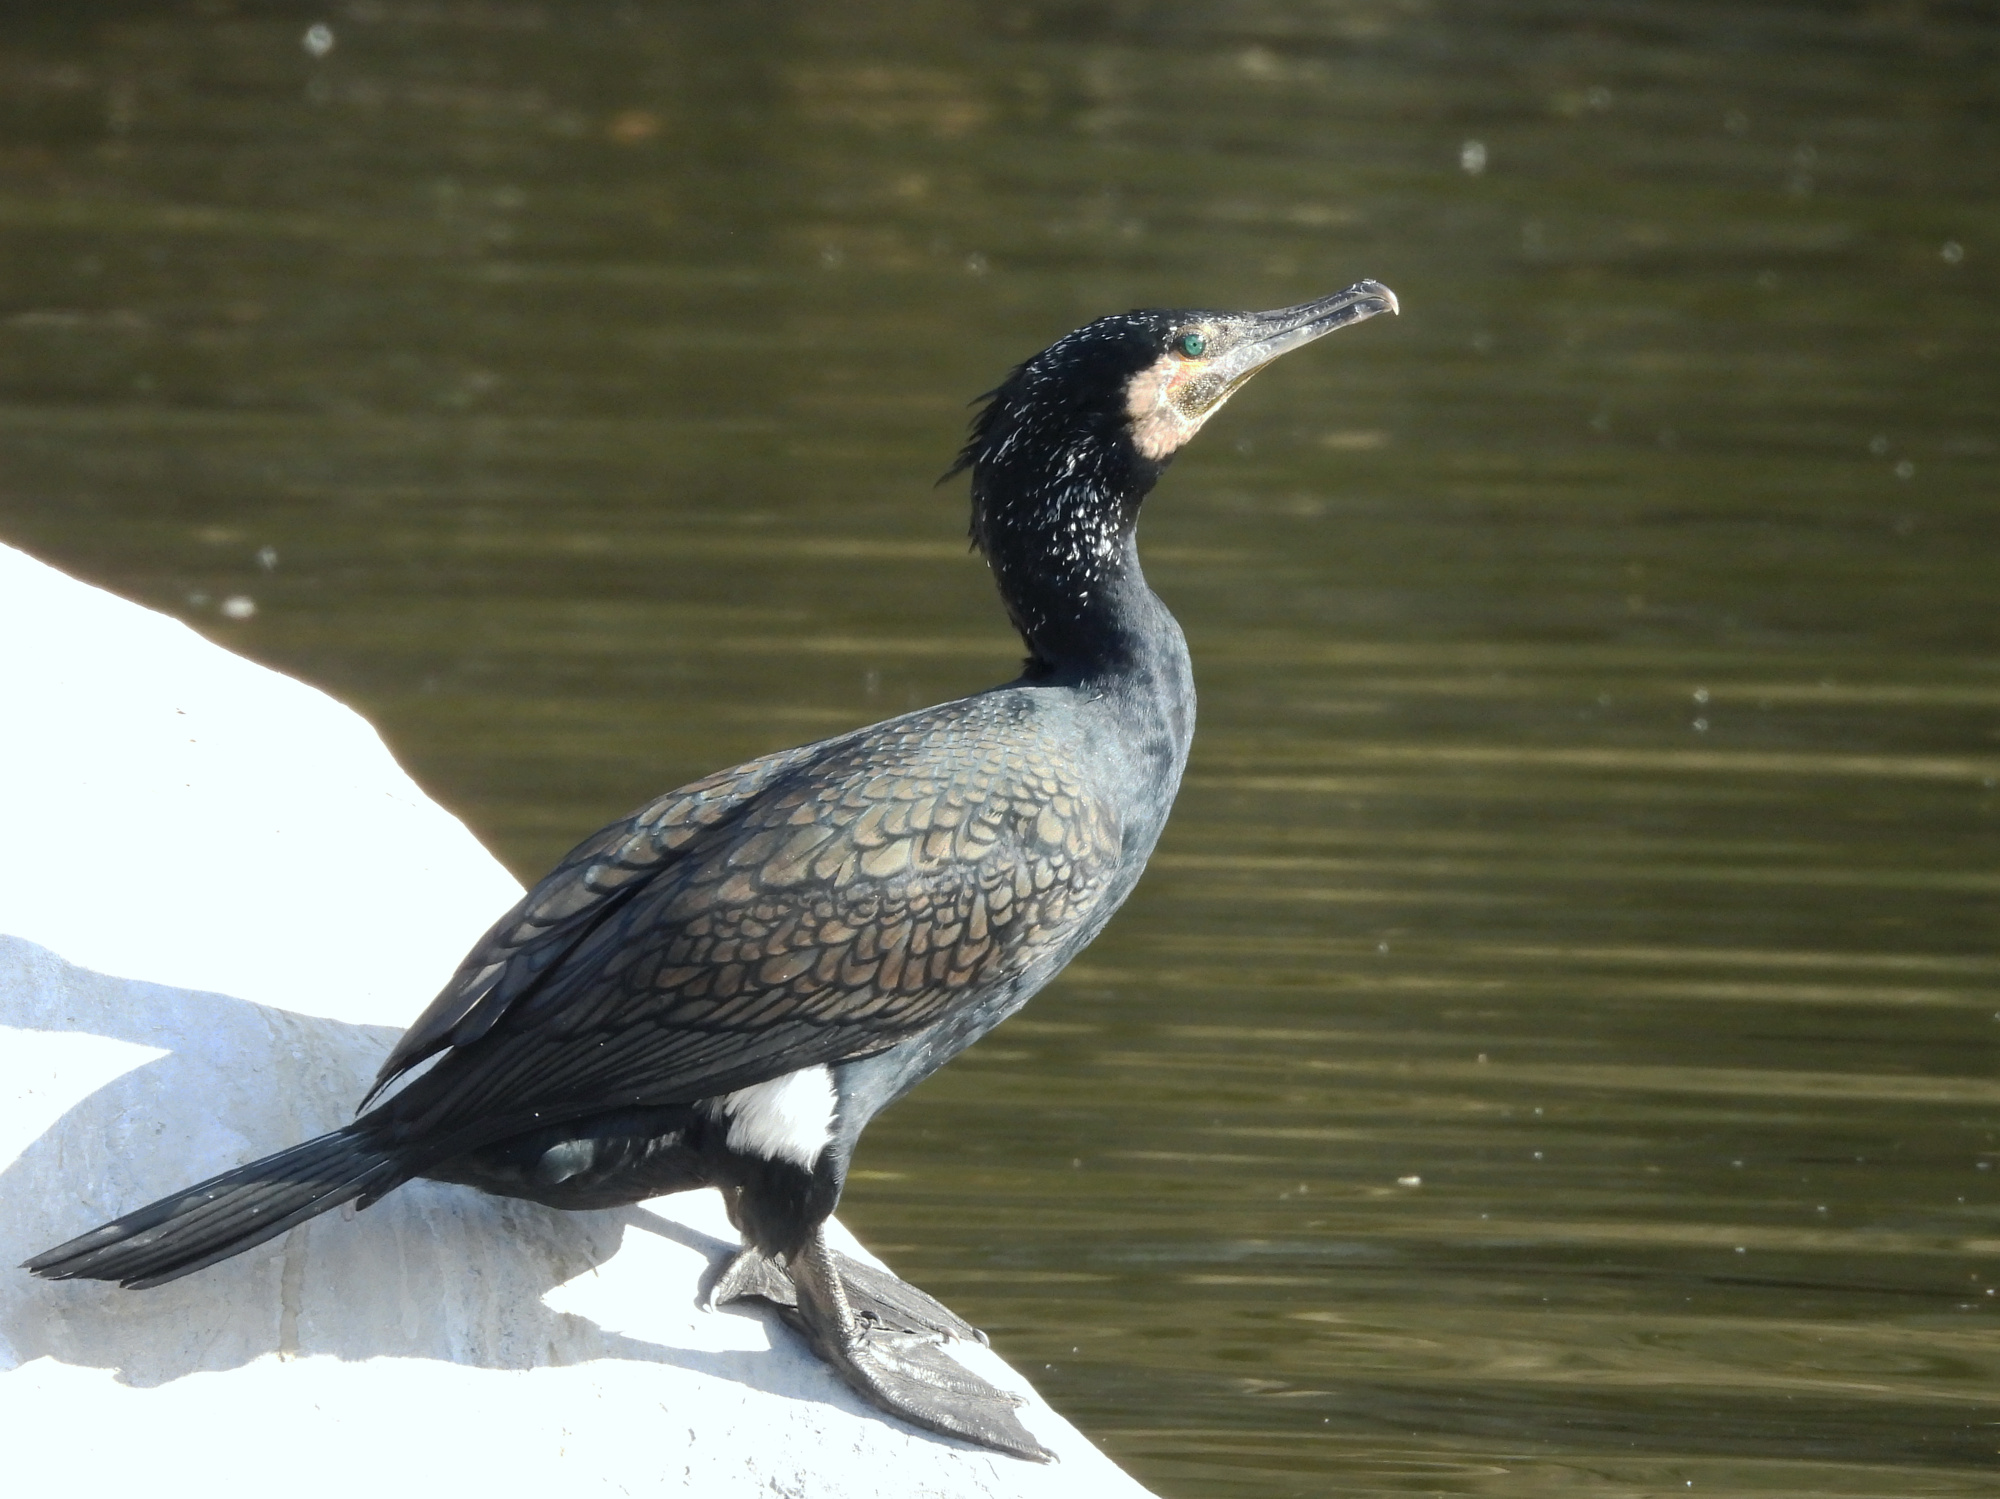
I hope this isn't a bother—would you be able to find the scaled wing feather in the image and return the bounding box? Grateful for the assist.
[371,698,1121,1149]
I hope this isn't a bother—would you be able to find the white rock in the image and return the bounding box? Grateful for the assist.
[0,545,1154,1499]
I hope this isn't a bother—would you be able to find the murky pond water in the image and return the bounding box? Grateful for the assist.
[1,4,1995,1494]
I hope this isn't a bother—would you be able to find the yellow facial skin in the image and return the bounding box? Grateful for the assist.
[1120,283,1399,463]
[1124,326,1253,462]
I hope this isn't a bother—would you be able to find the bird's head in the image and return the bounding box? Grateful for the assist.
[952,280,1397,665]
[955,279,1399,494]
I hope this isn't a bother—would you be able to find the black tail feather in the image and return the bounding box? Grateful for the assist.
[22,1126,406,1290]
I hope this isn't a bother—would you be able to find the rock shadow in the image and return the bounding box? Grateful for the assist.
[0,934,793,1395]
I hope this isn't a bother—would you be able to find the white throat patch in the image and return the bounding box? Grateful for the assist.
[1123,361,1199,461]
[702,1065,837,1170]
[1124,356,1243,462]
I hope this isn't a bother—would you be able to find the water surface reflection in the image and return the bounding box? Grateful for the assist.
[0,3,1994,1494]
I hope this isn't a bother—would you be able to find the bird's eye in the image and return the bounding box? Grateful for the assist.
[1176,332,1206,358]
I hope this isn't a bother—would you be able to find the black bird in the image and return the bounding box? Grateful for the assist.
[26,280,1397,1459]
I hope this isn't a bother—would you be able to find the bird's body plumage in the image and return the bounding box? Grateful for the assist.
[402,625,1191,1255]
[26,280,1394,1460]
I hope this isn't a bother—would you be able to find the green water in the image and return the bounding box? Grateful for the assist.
[1,4,1995,1493]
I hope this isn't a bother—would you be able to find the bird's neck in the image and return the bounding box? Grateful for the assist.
[971,444,1177,681]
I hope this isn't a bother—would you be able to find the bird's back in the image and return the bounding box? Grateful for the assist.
[368,684,1132,1155]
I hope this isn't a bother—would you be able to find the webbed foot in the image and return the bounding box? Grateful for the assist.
[712,1232,1051,1462]
[704,1241,987,1344]
[703,1242,797,1313]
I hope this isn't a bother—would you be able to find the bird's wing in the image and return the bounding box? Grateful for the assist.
[374,696,1122,1147]
[367,739,828,1102]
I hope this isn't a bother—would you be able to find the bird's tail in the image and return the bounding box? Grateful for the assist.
[22,1125,406,1290]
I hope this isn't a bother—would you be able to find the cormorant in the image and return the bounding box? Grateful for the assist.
[26,280,1398,1460]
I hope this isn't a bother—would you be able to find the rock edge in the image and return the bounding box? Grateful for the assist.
[0,543,1155,1499]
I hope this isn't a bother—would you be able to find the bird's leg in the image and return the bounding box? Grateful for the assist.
[783,1227,1053,1462]
[703,1239,987,1344]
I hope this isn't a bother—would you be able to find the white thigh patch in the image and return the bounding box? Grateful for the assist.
[702,1066,836,1170]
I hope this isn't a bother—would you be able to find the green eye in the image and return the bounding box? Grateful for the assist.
[1177,332,1206,358]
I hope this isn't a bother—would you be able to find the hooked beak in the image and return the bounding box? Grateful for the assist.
[1127,279,1398,461]
[1206,279,1399,392]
